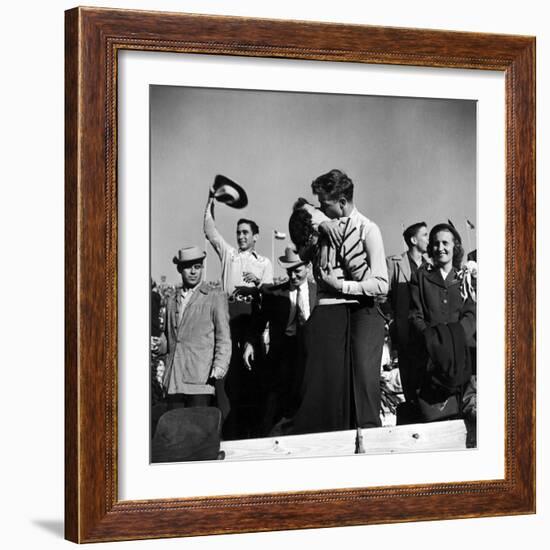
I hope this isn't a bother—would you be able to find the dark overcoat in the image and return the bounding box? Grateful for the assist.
[254,280,317,356]
[409,264,476,346]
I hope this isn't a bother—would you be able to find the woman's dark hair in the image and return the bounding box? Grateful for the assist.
[289,199,314,248]
[428,223,464,269]
[292,197,311,211]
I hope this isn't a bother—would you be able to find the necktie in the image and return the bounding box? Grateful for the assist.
[296,286,308,326]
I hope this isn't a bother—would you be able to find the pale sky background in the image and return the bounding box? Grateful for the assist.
[151,86,476,284]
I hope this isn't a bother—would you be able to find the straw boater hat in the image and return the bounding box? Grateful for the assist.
[172,246,207,266]
[211,174,248,209]
[278,246,306,270]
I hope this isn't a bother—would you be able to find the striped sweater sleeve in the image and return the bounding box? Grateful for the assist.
[336,218,369,281]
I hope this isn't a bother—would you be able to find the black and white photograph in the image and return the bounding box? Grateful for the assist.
[148,85,478,463]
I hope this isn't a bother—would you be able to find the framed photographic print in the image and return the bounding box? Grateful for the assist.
[65,6,535,543]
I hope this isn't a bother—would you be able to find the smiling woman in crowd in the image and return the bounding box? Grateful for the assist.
[409,223,476,423]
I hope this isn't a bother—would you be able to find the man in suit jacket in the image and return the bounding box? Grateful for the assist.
[385,222,429,402]
[243,247,317,435]
[159,246,231,409]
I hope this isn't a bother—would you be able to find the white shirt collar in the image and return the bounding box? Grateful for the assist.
[349,206,372,225]
[238,248,258,259]
[289,280,308,292]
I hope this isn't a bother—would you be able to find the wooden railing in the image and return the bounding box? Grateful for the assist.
[221,419,468,461]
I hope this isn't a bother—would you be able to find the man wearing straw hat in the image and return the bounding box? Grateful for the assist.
[158,246,231,409]
[243,246,317,435]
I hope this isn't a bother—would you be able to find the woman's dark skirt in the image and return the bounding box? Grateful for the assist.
[291,304,352,435]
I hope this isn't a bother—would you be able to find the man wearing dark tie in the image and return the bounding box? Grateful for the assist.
[243,247,317,436]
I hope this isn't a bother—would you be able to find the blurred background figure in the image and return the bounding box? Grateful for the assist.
[385,221,429,407]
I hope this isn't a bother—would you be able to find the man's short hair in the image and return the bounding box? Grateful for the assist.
[311,169,354,201]
[237,218,259,235]
[403,222,427,248]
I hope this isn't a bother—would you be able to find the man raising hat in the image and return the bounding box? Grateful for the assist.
[157,246,231,409]
[203,177,273,439]
[204,176,273,294]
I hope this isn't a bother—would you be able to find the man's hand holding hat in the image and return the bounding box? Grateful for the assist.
[209,174,249,209]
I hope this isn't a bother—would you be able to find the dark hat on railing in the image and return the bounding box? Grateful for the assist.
[151,407,222,463]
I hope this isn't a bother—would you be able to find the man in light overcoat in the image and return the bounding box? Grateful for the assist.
[159,246,232,409]
[386,222,429,402]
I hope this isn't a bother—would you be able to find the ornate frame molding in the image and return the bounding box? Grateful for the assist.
[65,7,535,542]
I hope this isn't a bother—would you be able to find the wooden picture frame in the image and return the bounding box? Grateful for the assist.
[65,6,536,543]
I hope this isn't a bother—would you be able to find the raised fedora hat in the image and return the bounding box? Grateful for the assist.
[211,174,248,209]
[172,245,207,265]
[278,246,307,270]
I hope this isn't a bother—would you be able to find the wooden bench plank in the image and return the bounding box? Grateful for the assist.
[221,420,467,461]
